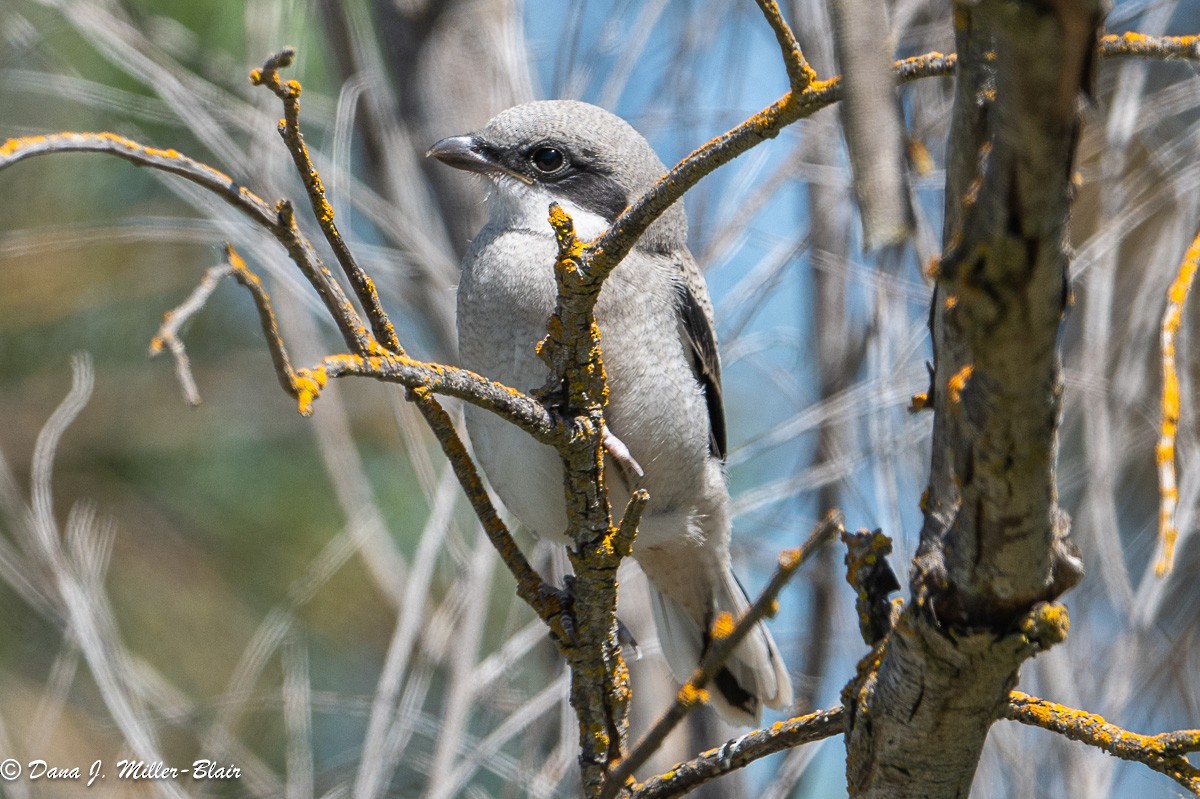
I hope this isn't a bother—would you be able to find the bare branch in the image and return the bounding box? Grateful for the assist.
[149,260,232,406]
[0,132,375,356]
[249,48,404,355]
[602,511,843,799]
[150,244,303,407]
[1005,691,1200,794]
[751,0,816,91]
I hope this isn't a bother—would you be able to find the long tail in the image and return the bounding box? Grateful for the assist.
[642,554,793,726]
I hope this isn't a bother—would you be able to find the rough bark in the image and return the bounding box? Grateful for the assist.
[843,1,1100,795]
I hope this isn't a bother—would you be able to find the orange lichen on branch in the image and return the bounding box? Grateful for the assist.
[709,612,735,640]
[948,364,974,404]
[1018,602,1070,650]
[601,513,842,799]
[251,47,403,355]
[294,368,327,417]
[842,528,901,646]
[752,0,816,91]
[677,683,711,708]
[1156,229,1200,576]
[628,706,846,799]
[1100,32,1200,61]
[311,351,560,444]
[1006,691,1200,794]
[549,202,584,259]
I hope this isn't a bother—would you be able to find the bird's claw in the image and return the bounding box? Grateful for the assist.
[603,428,644,480]
[541,578,578,648]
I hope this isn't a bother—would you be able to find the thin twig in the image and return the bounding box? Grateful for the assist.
[308,352,559,439]
[250,48,403,355]
[0,132,376,356]
[408,388,564,633]
[149,260,232,406]
[1099,32,1200,60]
[1005,691,1200,794]
[150,244,304,407]
[601,511,843,799]
[628,706,845,799]
[752,0,815,91]
[1156,229,1200,576]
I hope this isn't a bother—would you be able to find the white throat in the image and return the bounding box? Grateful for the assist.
[486,177,612,242]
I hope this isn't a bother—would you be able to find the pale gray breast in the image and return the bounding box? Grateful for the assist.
[457,225,713,528]
[457,226,570,540]
[597,250,712,512]
[457,225,558,391]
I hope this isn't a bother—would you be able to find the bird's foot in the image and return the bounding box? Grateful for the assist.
[540,577,577,648]
[603,428,644,480]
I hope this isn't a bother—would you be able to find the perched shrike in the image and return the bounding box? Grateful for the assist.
[428,100,792,724]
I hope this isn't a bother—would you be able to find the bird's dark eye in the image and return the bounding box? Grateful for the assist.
[530,146,566,173]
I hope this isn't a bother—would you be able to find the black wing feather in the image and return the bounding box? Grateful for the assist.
[675,281,726,460]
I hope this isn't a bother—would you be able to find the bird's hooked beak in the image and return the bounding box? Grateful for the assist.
[426,135,533,185]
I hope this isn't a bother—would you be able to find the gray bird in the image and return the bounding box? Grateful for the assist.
[428,100,792,725]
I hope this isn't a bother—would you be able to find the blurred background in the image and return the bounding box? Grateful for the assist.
[1,0,1200,796]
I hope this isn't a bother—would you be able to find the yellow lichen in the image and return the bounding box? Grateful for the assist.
[294,366,328,416]
[677,683,710,707]
[948,364,974,404]
[710,611,735,640]
[1157,229,1200,576]
[779,547,802,570]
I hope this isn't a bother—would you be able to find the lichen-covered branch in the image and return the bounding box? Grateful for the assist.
[1156,229,1200,576]
[841,529,902,647]
[301,352,559,439]
[250,47,403,355]
[0,132,377,357]
[150,243,303,407]
[628,705,846,799]
[1005,691,1200,794]
[752,0,816,91]
[602,512,843,799]
[1099,31,1200,60]
[536,204,630,795]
